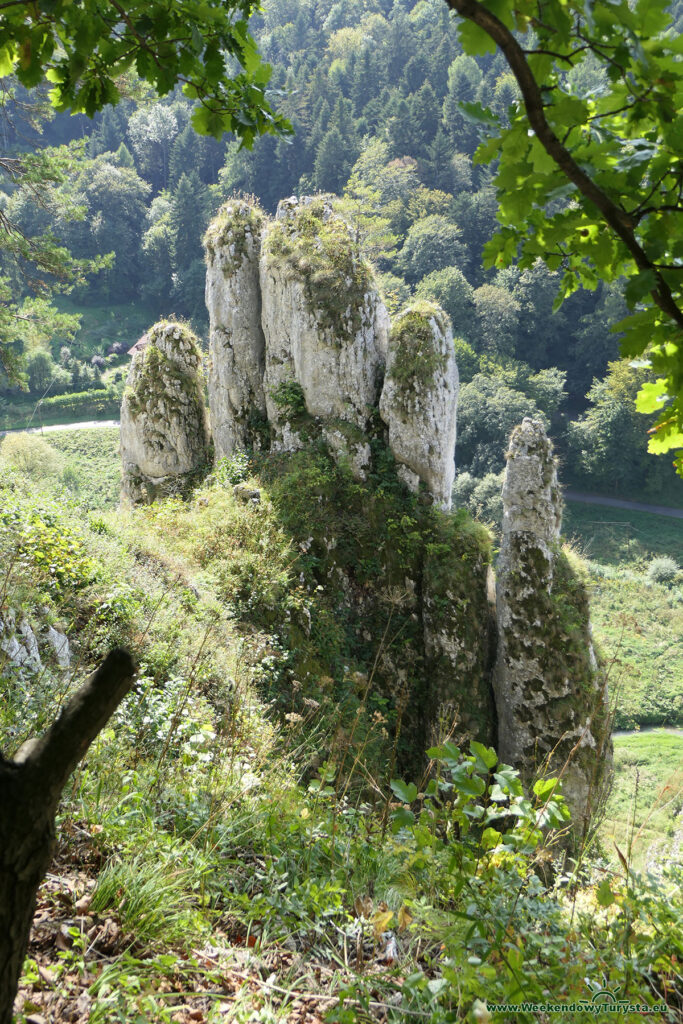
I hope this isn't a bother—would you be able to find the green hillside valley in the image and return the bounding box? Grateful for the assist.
[1,0,683,1021]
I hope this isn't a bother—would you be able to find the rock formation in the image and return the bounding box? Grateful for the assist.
[493,418,611,844]
[260,196,387,467]
[204,200,268,455]
[120,321,210,504]
[119,196,611,841]
[0,612,41,672]
[1,610,70,672]
[379,302,458,509]
[203,196,459,498]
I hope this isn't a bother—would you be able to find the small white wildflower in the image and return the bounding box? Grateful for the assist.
[471,1000,491,1023]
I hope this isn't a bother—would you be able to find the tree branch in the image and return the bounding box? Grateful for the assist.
[444,0,683,330]
[13,648,136,811]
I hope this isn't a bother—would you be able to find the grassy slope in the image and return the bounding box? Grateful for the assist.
[563,501,683,867]
[602,730,683,869]
[563,501,683,729]
[44,427,122,509]
[2,435,681,1021]
[563,502,683,565]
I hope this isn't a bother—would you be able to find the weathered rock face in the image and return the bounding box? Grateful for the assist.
[422,520,495,750]
[203,196,389,478]
[204,200,267,458]
[0,610,70,671]
[120,321,210,504]
[0,611,41,672]
[493,418,611,845]
[379,302,459,509]
[260,196,388,465]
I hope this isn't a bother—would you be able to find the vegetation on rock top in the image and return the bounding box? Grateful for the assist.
[387,301,450,409]
[264,197,375,343]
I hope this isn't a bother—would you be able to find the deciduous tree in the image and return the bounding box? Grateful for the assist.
[444,0,683,472]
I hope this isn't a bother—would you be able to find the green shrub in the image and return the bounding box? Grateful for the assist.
[214,449,251,485]
[647,555,680,586]
[38,386,121,419]
[0,433,63,479]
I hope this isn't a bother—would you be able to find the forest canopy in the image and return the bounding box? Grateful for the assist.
[1,0,682,496]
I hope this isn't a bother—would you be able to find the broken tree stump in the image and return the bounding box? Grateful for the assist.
[0,648,136,1024]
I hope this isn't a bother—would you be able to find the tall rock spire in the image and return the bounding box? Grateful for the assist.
[494,418,611,846]
[120,321,209,504]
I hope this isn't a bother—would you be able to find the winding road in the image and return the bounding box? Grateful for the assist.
[564,488,683,520]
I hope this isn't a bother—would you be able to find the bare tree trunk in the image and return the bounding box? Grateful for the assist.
[0,649,135,1024]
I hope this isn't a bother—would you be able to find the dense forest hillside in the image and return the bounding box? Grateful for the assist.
[2,0,682,505]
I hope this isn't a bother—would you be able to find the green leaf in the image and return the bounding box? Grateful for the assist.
[596,878,615,908]
[533,777,559,799]
[427,741,460,764]
[458,18,497,55]
[493,766,524,796]
[391,806,415,832]
[481,827,502,850]
[624,269,658,308]
[450,763,486,798]
[635,379,669,413]
[0,45,16,76]
[469,740,497,770]
[390,779,418,804]
[648,424,683,453]
[458,100,499,126]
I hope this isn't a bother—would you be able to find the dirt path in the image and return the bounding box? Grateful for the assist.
[0,420,120,438]
[564,489,683,519]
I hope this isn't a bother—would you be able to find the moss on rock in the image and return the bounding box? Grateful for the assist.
[387,301,450,411]
[263,196,374,344]
[256,442,494,773]
[203,196,265,274]
[120,321,210,504]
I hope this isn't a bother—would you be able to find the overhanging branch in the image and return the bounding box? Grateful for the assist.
[444,0,683,331]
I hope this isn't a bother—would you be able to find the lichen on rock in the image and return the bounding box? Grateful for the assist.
[493,417,611,846]
[120,320,210,504]
[263,195,377,344]
[379,301,459,509]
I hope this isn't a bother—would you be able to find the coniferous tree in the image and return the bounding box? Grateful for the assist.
[170,172,209,274]
[313,127,352,193]
[88,106,125,157]
[410,83,441,152]
[421,128,455,192]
